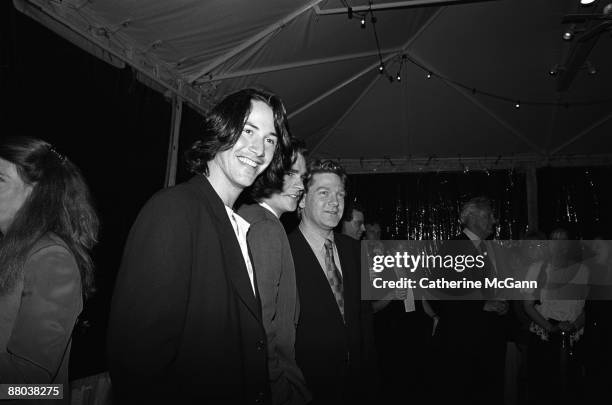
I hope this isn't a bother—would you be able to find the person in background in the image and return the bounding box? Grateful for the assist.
[523,226,588,405]
[238,138,310,405]
[107,88,292,404]
[429,196,507,405]
[364,220,381,241]
[340,201,365,240]
[0,136,99,405]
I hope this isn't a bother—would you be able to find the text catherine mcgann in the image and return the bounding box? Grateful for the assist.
[369,251,537,290]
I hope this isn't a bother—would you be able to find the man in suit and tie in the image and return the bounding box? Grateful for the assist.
[238,139,311,405]
[288,160,377,405]
[107,88,292,404]
[429,196,507,405]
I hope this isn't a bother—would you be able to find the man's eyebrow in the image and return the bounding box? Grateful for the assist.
[244,120,277,137]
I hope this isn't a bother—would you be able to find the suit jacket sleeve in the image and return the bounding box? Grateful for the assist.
[247,218,311,405]
[0,245,81,383]
[107,191,198,382]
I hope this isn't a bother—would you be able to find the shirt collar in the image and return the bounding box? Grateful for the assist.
[258,201,279,218]
[463,228,480,241]
[299,221,334,250]
[463,227,483,250]
[225,206,251,232]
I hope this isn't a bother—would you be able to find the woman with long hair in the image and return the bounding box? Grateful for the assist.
[0,136,98,399]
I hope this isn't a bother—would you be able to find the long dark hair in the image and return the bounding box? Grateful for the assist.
[0,137,99,298]
[250,137,307,201]
[184,88,292,179]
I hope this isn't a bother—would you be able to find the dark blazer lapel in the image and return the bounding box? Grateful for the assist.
[188,176,261,321]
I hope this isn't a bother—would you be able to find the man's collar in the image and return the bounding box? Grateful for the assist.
[463,228,483,250]
[226,206,251,230]
[463,228,481,241]
[258,201,279,218]
[299,220,334,248]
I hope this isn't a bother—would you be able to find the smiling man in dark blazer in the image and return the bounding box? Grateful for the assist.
[107,88,292,405]
[288,160,377,405]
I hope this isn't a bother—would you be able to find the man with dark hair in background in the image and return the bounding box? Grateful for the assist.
[340,201,365,240]
[288,160,377,405]
[107,88,292,405]
[237,138,310,405]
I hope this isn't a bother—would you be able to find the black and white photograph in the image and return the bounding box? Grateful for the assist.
[1,0,611,404]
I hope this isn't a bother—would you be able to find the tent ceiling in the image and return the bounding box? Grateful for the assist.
[15,0,612,169]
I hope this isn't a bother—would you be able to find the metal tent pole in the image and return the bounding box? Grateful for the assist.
[165,95,183,188]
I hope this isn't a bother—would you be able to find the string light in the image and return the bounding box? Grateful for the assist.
[348,1,612,110]
[549,65,559,76]
[586,61,597,75]
[563,25,574,41]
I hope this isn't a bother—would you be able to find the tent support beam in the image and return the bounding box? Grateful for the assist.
[187,0,324,83]
[526,167,538,232]
[400,65,410,154]
[288,53,397,119]
[311,72,383,155]
[408,53,546,155]
[335,154,612,174]
[13,0,125,69]
[544,94,564,152]
[550,111,612,155]
[14,0,209,114]
[289,7,444,120]
[165,96,183,188]
[313,0,497,14]
[451,80,545,155]
[196,48,402,83]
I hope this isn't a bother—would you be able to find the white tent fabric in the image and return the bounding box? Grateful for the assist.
[14,0,612,171]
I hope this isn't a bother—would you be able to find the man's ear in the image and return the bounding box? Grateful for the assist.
[299,195,306,209]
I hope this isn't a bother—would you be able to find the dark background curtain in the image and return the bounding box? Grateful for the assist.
[538,166,612,238]
[348,169,527,240]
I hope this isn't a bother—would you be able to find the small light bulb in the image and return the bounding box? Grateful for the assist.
[361,18,366,28]
[563,31,573,41]
[515,102,521,109]
[396,74,401,81]
[426,72,432,79]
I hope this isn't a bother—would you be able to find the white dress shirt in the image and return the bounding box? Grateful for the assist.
[225,206,256,295]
